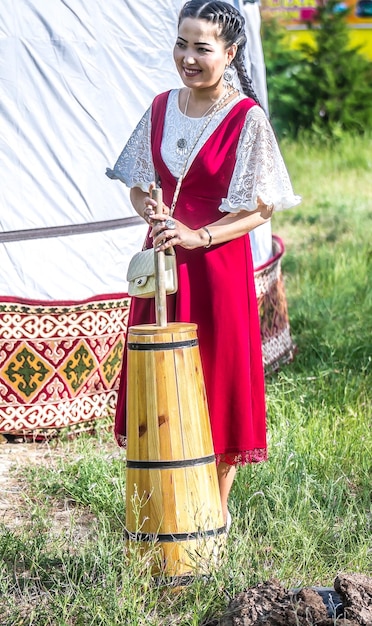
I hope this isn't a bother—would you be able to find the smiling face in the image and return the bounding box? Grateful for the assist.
[173,17,236,91]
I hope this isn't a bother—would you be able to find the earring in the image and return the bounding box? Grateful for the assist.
[223,65,234,84]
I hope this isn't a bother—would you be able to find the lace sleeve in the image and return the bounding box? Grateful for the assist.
[105,107,156,192]
[220,107,301,213]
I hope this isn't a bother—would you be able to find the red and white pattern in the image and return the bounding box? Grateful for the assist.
[0,294,129,437]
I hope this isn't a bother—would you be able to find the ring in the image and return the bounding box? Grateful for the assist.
[165,218,176,230]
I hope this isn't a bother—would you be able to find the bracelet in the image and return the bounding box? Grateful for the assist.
[202,226,213,249]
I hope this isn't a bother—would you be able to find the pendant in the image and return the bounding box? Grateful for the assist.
[176,137,188,156]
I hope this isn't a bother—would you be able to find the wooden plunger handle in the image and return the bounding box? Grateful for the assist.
[152,187,167,327]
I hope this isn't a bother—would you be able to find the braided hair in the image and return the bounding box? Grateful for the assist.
[178,0,260,105]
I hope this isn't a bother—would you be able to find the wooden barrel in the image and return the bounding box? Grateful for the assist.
[125,322,225,580]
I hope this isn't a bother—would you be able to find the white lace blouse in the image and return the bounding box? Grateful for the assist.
[107,89,301,213]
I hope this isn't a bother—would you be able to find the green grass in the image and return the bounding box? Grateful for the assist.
[1,133,371,625]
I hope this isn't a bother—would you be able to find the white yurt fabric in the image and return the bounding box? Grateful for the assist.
[0,0,271,302]
[0,0,185,300]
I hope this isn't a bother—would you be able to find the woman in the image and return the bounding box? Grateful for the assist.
[107,0,300,527]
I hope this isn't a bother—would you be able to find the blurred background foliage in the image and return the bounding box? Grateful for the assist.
[261,0,372,138]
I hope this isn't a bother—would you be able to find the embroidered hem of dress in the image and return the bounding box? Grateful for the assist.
[117,433,127,447]
[215,449,268,466]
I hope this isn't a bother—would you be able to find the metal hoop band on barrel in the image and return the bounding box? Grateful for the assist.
[127,338,198,351]
[124,526,226,543]
[126,454,216,469]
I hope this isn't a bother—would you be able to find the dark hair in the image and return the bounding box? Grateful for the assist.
[178,0,260,104]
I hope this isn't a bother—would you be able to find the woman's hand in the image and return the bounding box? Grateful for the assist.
[151,215,205,251]
[140,183,204,250]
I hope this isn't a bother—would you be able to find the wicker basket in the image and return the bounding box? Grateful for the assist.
[254,235,296,373]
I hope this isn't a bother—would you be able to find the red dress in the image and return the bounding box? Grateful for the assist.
[115,92,267,465]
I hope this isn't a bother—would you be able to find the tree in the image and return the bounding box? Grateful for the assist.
[262,1,372,138]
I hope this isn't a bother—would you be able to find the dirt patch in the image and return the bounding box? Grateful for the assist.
[211,575,372,626]
[335,574,372,626]
[0,435,102,537]
[1,437,53,527]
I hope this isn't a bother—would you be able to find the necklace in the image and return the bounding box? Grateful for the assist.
[171,87,237,215]
[176,88,230,156]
